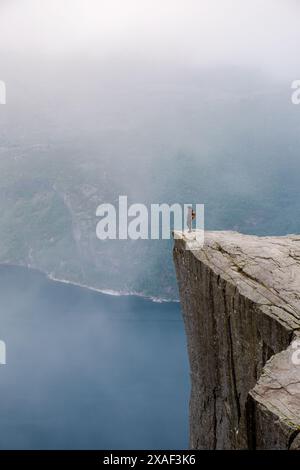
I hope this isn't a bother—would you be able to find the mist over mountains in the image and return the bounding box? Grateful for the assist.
[0,58,299,298]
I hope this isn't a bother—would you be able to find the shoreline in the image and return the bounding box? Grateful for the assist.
[0,262,179,304]
[48,274,179,304]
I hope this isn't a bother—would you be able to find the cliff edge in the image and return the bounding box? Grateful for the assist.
[173,231,300,449]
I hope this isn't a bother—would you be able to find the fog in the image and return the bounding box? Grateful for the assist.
[0,0,300,78]
[0,1,300,298]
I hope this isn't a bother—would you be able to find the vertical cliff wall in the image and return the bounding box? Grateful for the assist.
[173,231,300,449]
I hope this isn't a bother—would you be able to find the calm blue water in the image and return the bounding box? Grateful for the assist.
[0,265,189,450]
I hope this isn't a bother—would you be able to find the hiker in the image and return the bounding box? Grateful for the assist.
[187,206,196,232]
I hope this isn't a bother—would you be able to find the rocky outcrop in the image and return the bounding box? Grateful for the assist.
[173,231,300,449]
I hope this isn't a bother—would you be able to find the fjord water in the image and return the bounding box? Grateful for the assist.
[0,265,189,449]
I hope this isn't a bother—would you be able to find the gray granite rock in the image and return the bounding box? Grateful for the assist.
[173,231,300,449]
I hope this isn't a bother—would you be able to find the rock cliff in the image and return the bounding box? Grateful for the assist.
[173,231,300,449]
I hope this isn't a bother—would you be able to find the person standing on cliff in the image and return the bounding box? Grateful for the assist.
[187,206,196,232]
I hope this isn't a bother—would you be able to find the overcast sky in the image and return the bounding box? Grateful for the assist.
[0,0,299,79]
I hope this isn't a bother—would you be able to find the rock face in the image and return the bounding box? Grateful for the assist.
[173,231,300,449]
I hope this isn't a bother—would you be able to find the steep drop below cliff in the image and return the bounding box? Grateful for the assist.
[173,231,300,449]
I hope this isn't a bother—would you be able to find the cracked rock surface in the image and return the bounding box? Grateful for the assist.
[173,231,300,449]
